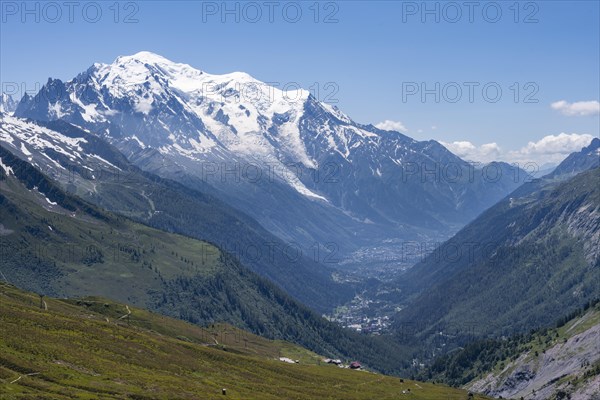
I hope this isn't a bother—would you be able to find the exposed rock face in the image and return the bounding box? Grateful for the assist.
[468,312,600,400]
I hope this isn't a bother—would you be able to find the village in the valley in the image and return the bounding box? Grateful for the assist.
[324,293,394,335]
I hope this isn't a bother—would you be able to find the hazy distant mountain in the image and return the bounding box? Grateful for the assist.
[546,137,599,179]
[391,158,600,342]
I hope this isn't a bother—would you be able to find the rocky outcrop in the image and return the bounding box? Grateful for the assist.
[468,311,600,400]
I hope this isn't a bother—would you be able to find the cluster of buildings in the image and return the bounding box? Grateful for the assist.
[324,294,392,335]
[323,359,362,370]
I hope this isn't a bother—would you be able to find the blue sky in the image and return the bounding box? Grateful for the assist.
[1,0,598,165]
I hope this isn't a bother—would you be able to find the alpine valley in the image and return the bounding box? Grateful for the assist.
[1,51,599,399]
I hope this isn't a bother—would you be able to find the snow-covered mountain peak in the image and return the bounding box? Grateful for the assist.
[96,52,316,107]
[90,55,178,99]
[15,52,407,174]
[12,53,531,252]
[72,53,323,165]
[83,52,312,121]
[16,52,453,198]
[116,50,179,65]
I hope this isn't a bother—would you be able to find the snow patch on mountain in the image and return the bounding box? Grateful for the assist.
[0,157,13,176]
[0,115,126,183]
[0,115,87,160]
[0,93,18,114]
[20,142,32,156]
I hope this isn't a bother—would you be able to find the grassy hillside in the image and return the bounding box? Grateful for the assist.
[0,283,493,400]
[0,149,411,374]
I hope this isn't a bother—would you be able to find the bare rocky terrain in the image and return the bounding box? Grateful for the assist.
[468,309,600,400]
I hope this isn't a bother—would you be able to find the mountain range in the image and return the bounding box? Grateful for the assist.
[14,51,528,265]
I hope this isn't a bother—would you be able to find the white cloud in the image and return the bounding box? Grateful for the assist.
[440,133,595,166]
[440,141,502,163]
[375,120,407,132]
[507,133,595,163]
[551,100,600,116]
